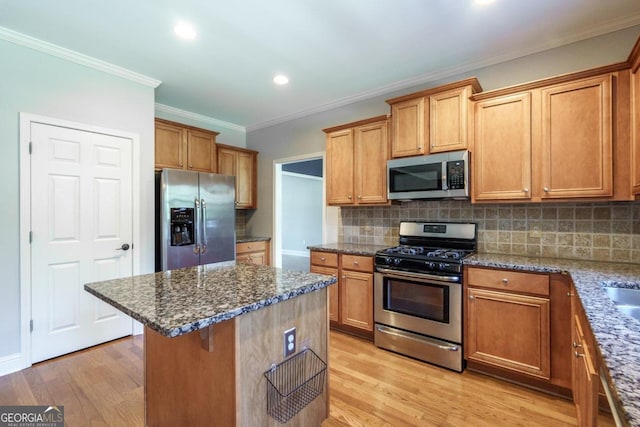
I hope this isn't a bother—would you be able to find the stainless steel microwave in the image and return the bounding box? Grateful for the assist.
[387,150,469,200]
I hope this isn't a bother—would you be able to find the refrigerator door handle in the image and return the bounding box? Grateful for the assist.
[200,198,207,253]
[193,198,200,254]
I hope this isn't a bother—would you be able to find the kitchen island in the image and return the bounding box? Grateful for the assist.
[85,262,336,427]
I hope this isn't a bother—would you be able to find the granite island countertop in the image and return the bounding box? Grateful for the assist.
[465,253,640,426]
[84,262,336,338]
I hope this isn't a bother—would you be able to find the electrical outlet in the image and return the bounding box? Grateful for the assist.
[283,327,296,357]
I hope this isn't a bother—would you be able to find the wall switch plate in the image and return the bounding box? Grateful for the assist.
[284,327,296,357]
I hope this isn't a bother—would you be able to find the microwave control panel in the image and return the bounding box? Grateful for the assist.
[446,160,465,190]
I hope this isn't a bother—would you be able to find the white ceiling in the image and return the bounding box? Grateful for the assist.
[2,0,640,131]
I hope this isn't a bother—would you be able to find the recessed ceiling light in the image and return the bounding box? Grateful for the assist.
[174,22,197,40]
[273,75,289,85]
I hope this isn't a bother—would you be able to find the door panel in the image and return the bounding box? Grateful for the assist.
[31,122,133,363]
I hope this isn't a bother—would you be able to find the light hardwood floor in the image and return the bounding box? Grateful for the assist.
[0,331,615,426]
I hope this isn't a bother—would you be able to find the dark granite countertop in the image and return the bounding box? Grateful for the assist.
[236,235,271,243]
[307,242,389,257]
[465,253,640,426]
[84,262,336,338]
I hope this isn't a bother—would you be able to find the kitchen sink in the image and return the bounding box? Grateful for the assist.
[604,286,640,322]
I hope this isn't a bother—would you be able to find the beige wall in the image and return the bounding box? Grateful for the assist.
[246,26,640,252]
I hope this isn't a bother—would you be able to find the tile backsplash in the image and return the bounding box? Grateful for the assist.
[339,201,640,264]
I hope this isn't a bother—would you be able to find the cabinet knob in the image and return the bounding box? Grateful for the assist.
[575,351,585,359]
[357,195,362,199]
[502,278,509,284]
[348,195,352,200]
[543,187,550,193]
[320,257,326,261]
[469,295,475,300]
[523,188,529,193]
[567,292,574,297]
[342,275,346,279]
[189,164,193,168]
[353,261,359,266]
[572,341,582,349]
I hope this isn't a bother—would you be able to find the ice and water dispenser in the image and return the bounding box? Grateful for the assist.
[170,208,194,246]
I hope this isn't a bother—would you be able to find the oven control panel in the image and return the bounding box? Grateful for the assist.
[375,254,462,275]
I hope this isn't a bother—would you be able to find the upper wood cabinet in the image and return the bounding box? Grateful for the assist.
[386,78,481,158]
[155,119,218,173]
[472,64,633,203]
[630,36,640,197]
[389,97,426,157]
[474,92,533,201]
[540,75,612,199]
[217,144,258,209]
[324,116,389,206]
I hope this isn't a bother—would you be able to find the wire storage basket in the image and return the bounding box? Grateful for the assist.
[264,348,327,423]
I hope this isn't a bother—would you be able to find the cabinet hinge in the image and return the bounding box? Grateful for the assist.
[29,231,33,243]
[30,319,33,333]
[29,142,32,154]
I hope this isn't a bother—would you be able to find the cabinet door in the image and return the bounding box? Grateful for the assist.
[466,288,550,379]
[217,148,236,176]
[218,147,257,209]
[326,129,355,205]
[390,97,426,158]
[340,270,373,332]
[632,64,640,195]
[155,121,186,170]
[540,75,613,198]
[354,120,388,204]
[310,265,339,323]
[473,93,533,201]
[429,86,470,153]
[573,314,598,427]
[236,151,256,209]
[187,130,216,172]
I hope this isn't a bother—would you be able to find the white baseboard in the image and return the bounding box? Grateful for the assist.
[282,249,310,257]
[0,352,25,377]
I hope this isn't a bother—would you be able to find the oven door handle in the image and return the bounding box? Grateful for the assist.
[375,267,460,283]
[376,325,459,352]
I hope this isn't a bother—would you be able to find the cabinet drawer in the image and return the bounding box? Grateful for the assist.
[310,251,338,267]
[467,267,549,296]
[236,240,267,254]
[341,254,373,272]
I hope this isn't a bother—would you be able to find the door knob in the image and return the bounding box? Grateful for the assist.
[116,243,130,251]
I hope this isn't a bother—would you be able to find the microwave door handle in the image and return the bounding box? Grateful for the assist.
[441,161,448,191]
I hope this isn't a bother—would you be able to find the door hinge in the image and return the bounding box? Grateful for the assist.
[29,142,32,154]
[30,319,33,333]
[29,231,33,243]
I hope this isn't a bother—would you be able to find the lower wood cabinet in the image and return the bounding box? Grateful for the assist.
[464,266,572,394]
[310,250,374,340]
[236,240,270,265]
[571,285,600,427]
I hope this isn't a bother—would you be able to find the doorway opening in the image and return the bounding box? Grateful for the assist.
[273,153,338,270]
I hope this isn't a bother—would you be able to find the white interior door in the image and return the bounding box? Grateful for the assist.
[30,122,133,363]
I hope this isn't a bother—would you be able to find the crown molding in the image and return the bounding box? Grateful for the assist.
[155,103,246,133]
[247,17,640,131]
[0,26,161,88]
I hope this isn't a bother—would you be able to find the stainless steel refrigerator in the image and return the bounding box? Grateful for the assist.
[157,169,236,270]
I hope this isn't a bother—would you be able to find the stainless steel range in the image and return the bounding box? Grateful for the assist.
[374,221,477,372]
